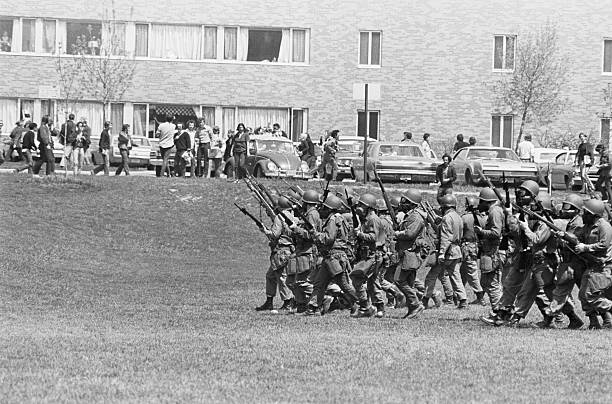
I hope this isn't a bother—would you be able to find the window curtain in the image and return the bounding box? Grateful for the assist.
[12,19,21,52]
[222,107,235,136]
[102,22,126,55]
[0,99,18,132]
[21,99,34,121]
[202,107,215,125]
[292,29,305,63]
[135,24,148,57]
[224,27,237,60]
[72,102,104,137]
[278,29,290,63]
[237,107,289,132]
[110,104,124,136]
[150,24,202,59]
[22,19,35,52]
[133,104,147,137]
[203,26,217,59]
[238,27,248,61]
[43,20,56,53]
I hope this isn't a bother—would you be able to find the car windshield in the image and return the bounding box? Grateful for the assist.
[377,145,423,157]
[538,152,560,162]
[257,140,294,154]
[338,140,364,153]
[468,149,520,161]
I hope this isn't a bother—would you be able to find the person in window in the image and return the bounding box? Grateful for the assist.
[421,133,432,156]
[272,123,287,138]
[115,124,131,176]
[436,153,456,199]
[88,35,100,56]
[517,134,535,162]
[0,31,11,52]
[453,134,469,152]
[232,123,250,180]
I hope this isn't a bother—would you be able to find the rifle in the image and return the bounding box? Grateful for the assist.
[320,177,332,205]
[345,189,359,228]
[420,201,440,232]
[281,178,304,197]
[499,172,511,250]
[294,209,314,231]
[467,205,483,258]
[582,173,612,218]
[372,167,399,229]
[243,170,294,226]
[243,176,276,220]
[234,203,272,240]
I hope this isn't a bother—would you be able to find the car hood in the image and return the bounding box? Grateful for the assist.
[479,159,537,170]
[259,151,302,170]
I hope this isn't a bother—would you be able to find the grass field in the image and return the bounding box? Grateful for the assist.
[1,174,611,403]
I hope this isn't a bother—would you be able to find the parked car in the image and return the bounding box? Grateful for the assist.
[531,147,567,185]
[547,150,599,190]
[335,135,377,180]
[225,135,312,179]
[351,142,439,183]
[91,135,152,168]
[452,146,538,185]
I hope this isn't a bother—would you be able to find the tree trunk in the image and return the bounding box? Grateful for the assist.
[514,108,528,153]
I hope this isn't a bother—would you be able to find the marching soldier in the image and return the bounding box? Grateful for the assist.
[350,193,387,318]
[461,196,486,305]
[475,188,505,321]
[575,199,612,329]
[289,190,322,313]
[394,189,428,318]
[547,194,586,329]
[376,199,405,309]
[304,195,358,316]
[255,196,295,312]
[423,194,468,309]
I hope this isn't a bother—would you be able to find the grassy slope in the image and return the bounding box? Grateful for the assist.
[0,175,610,403]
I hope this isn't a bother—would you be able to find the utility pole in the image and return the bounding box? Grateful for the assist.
[363,83,368,185]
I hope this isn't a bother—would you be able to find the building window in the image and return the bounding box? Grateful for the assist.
[203,27,217,59]
[66,22,102,55]
[493,35,515,71]
[22,19,36,52]
[291,108,308,141]
[491,115,513,148]
[292,29,306,63]
[105,22,126,56]
[41,99,56,122]
[43,20,57,53]
[224,27,237,60]
[357,110,379,139]
[111,103,124,135]
[133,104,147,137]
[150,24,202,59]
[359,31,381,66]
[604,39,612,73]
[247,29,282,62]
[0,19,13,52]
[135,24,149,57]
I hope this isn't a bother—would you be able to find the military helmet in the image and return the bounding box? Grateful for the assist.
[402,189,422,205]
[519,180,540,198]
[302,189,320,204]
[537,193,553,211]
[439,194,457,208]
[334,191,350,209]
[466,196,479,208]
[390,195,401,209]
[358,193,378,209]
[584,199,605,217]
[376,199,387,211]
[322,194,343,211]
[478,188,498,202]
[563,194,584,210]
[269,195,279,208]
[277,196,292,210]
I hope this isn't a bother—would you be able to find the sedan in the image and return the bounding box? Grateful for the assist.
[335,136,377,180]
[91,135,152,167]
[351,142,439,183]
[547,150,598,190]
[532,147,566,185]
[453,146,538,185]
[225,135,311,179]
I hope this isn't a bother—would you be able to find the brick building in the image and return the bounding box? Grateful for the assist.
[1,0,612,152]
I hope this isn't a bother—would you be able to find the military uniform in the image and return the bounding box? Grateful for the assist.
[289,206,322,311]
[496,210,526,312]
[460,211,484,298]
[424,207,467,304]
[264,212,296,303]
[476,202,505,307]
[379,213,403,306]
[351,211,386,312]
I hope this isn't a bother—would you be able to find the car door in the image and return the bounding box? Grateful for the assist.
[550,152,570,188]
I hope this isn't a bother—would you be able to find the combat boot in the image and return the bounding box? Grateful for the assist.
[422,297,431,310]
[452,295,459,306]
[375,304,385,318]
[588,314,602,330]
[470,292,486,306]
[403,304,425,319]
[503,314,522,328]
[566,311,584,330]
[303,304,320,316]
[457,299,468,309]
[480,312,500,326]
[279,298,294,312]
[601,311,612,329]
[530,315,555,329]
[352,306,375,318]
[395,293,406,309]
[385,296,396,308]
[444,295,454,305]
[432,291,443,308]
[320,295,333,315]
[255,297,274,311]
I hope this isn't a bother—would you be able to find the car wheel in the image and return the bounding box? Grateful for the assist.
[225,163,234,179]
[465,170,474,186]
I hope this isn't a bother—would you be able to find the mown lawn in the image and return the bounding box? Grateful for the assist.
[0,175,610,403]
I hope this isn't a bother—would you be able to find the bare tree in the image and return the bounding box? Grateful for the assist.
[492,24,569,152]
[56,46,87,127]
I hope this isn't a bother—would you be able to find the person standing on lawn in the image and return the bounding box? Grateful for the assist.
[157,115,176,177]
[185,120,197,178]
[321,129,339,181]
[19,122,37,175]
[92,121,111,176]
[195,118,212,177]
[173,123,190,178]
[460,196,486,306]
[208,126,225,178]
[436,153,456,199]
[256,196,295,312]
[115,124,131,176]
[32,116,55,176]
[232,123,249,180]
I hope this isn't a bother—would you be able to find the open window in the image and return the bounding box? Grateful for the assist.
[0,19,13,52]
[66,22,102,55]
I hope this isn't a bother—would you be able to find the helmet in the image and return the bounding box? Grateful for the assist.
[479,188,498,202]
[402,189,422,205]
[376,199,387,211]
[322,194,343,210]
[277,196,292,210]
[390,195,401,209]
[268,195,279,208]
[302,189,320,204]
[465,196,479,209]
[519,180,540,198]
[563,194,584,210]
[358,193,378,209]
[584,199,605,217]
[537,193,553,211]
[439,194,457,208]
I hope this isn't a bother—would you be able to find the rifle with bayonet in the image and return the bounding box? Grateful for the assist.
[320,177,332,205]
[243,171,294,226]
[243,175,276,220]
[420,201,441,232]
[234,203,272,240]
[345,189,359,228]
[372,167,399,229]
[281,178,304,197]
[499,172,510,250]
